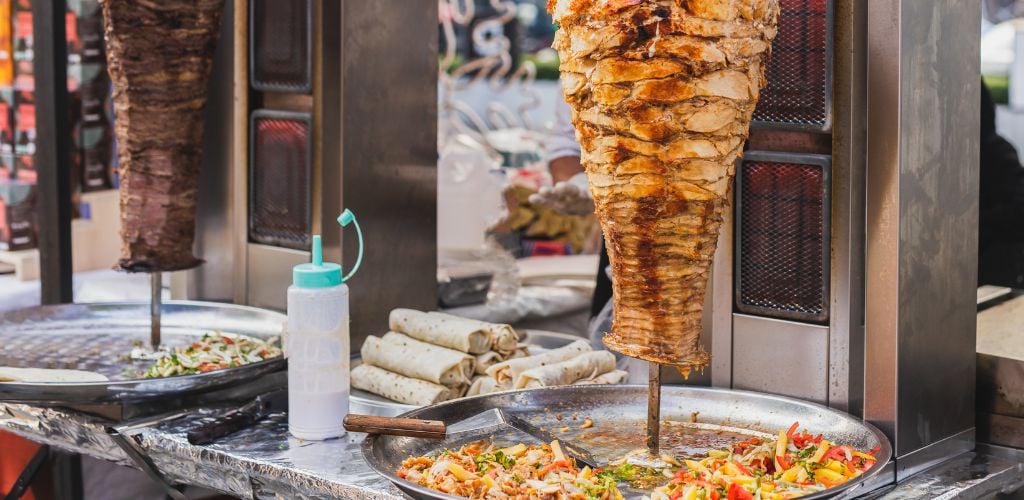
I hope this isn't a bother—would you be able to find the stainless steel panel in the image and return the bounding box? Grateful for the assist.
[865,0,980,470]
[895,429,975,480]
[709,194,734,389]
[732,314,829,404]
[338,0,438,350]
[827,0,866,416]
[180,0,237,302]
[246,243,308,311]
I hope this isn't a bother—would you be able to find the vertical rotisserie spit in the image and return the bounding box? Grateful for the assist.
[550,0,778,368]
[103,0,225,272]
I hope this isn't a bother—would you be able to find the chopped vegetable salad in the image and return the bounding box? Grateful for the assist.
[142,332,282,378]
[650,422,879,500]
[397,440,623,499]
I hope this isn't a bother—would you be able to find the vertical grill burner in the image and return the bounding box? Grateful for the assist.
[736,155,831,322]
[249,111,312,250]
[753,0,831,129]
[250,0,312,92]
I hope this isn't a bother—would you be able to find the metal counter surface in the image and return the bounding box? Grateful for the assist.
[0,402,404,499]
[4,398,1024,499]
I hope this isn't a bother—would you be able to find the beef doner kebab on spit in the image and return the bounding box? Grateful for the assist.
[549,0,778,452]
[103,0,226,348]
[103,0,225,273]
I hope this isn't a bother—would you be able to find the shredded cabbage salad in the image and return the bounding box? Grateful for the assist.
[142,332,282,378]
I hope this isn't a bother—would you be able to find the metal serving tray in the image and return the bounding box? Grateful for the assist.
[364,385,892,499]
[0,301,285,404]
[350,329,588,417]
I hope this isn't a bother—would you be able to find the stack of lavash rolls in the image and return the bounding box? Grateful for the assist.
[350,309,528,406]
[350,309,628,405]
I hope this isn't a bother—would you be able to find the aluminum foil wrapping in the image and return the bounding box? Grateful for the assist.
[1,402,403,499]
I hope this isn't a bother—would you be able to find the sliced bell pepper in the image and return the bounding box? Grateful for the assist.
[727,482,754,500]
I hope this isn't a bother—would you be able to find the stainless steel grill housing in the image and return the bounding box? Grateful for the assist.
[735,152,831,322]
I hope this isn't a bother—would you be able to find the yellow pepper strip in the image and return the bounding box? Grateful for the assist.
[682,486,699,500]
[814,467,846,485]
[810,441,831,463]
[779,465,802,483]
[482,475,495,489]
[498,443,527,457]
[579,466,592,480]
[774,431,788,470]
[775,431,788,456]
[825,460,845,474]
[853,451,876,461]
[685,460,709,474]
[447,463,475,481]
[551,440,566,463]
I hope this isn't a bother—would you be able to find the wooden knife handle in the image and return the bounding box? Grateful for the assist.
[344,414,447,439]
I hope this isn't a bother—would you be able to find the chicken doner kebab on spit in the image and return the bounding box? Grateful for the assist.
[550,0,778,369]
[103,0,225,272]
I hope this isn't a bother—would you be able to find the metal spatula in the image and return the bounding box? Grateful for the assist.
[344,408,599,468]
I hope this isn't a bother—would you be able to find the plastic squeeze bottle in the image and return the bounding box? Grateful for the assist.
[287,209,363,440]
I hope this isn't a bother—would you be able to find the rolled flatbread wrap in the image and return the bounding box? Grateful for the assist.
[467,376,508,397]
[515,351,617,389]
[362,332,474,387]
[389,309,493,354]
[574,369,629,386]
[350,365,454,406]
[486,339,591,385]
[475,352,503,375]
[0,367,109,383]
[486,323,519,353]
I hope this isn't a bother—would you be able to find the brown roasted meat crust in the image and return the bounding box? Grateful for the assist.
[103,0,225,272]
[550,0,778,367]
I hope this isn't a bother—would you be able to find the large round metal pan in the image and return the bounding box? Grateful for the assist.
[363,385,892,499]
[0,301,285,404]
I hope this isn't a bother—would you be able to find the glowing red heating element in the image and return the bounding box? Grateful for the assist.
[738,160,828,321]
[249,113,311,250]
[753,0,830,128]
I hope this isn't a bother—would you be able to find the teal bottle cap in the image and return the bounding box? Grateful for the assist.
[293,235,342,288]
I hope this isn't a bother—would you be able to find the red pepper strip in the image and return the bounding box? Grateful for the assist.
[825,446,852,462]
[868,445,881,456]
[669,491,683,500]
[537,460,569,477]
[732,461,753,476]
[786,422,800,438]
[727,483,754,500]
[776,454,793,471]
[710,491,721,500]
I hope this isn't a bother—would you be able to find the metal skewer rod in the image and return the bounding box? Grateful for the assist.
[647,361,661,454]
[150,272,162,349]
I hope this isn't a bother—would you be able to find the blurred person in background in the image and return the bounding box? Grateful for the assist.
[980,80,1024,287]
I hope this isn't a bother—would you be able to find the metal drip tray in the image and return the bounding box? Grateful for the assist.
[0,301,286,406]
